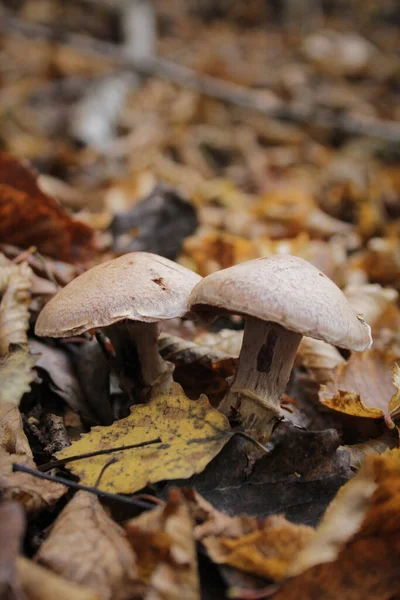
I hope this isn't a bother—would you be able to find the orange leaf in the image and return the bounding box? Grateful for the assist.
[0,153,95,263]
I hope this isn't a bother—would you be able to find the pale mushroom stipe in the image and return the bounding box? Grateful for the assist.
[189,255,372,441]
[35,252,202,402]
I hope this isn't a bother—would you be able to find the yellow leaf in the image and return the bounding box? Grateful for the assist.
[320,390,384,419]
[56,383,231,494]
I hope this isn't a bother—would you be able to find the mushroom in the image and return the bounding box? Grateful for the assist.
[189,255,372,440]
[35,252,201,402]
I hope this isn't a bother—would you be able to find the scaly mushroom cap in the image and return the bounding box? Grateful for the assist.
[190,255,372,351]
[36,252,202,337]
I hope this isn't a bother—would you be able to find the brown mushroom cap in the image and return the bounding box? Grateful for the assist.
[190,255,372,351]
[36,252,202,337]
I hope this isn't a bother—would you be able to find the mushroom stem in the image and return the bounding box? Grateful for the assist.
[219,317,302,440]
[105,321,173,401]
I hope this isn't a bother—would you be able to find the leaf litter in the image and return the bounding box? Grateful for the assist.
[0,1,400,598]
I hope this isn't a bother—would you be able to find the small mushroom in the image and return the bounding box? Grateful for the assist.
[35,252,201,402]
[189,255,372,440]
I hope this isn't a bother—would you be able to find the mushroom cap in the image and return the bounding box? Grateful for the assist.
[35,252,202,337]
[190,255,372,351]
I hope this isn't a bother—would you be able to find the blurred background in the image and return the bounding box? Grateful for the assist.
[0,0,399,287]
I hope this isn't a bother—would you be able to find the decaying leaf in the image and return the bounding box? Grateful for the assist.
[0,403,32,456]
[319,349,400,423]
[0,403,66,513]
[56,383,231,493]
[125,489,200,600]
[0,500,26,598]
[0,348,36,407]
[17,557,100,600]
[296,337,345,384]
[341,433,398,470]
[0,153,95,262]
[36,491,139,600]
[158,333,237,404]
[203,515,314,582]
[0,261,32,356]
[274,450,400,600]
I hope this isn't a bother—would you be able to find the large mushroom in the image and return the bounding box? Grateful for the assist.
[189,255,372,440]
[35,252,201,402]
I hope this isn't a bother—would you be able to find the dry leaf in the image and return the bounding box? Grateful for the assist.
[36,491,139,600]
[0,501,26,598]
[56,383,231,494]
[274,450,400,600]
[342,434,398,470]
[203,515,314,582]
[17,557,100,600]
[0,403,32,456]
[0,403,66,513]
[183,489,257,541]
[0,261,32,356]
[0,349,36,407]
[158,333,237,404]
[296,337,345,384]
[0,153,95,263]
[319,349,399,423]
[125,489,200,600]
[344,284,399,329]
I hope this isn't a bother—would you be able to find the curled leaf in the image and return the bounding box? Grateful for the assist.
[0,348,36,407]
[0,261,32,356]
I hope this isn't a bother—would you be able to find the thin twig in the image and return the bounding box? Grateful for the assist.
[95,456,118,487]
[12,463,155,509]
[1,12,400,142]
[232,430,271,454]
[38,436,162,471]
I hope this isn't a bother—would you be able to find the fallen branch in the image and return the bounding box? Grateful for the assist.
[2,11,400,142]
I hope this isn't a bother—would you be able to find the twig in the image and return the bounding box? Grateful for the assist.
[95,456,118,487]
[232,430,271,454]
[38,436,162,471]
[2,12,400,142]
[12,463,155,509]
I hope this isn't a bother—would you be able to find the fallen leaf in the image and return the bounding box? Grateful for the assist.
[0,261,32,356]
[36,491,139,600]
[29,339,95,422]
[0,501,26,598]
[125,489,200,600]
[0,404,66,514]
[0,153,95,263]
[203,515,314,581]
[56,383,231,494]
[17,557,100,600]
[0,348,36,407]
[274,450,400,600]
[0,403,32,456]
[296,337,345,384]
[192,329,243,358]
[111,184,198,260]
[158,333,237,404]
[319,349,399,423]
[344,283,399,329]
[341,433,398,470]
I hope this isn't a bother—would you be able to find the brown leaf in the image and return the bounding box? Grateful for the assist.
[35,491,140,600]
[0,452,66,514]
[319,349,399,422]
[182,489,256,541]
[296,337,345,384]
[203,515,315,582]
[0,501,26,598]
[0,403,66,514]
[0,403,32,456]
[273,450,400,600]
[0,261,32,356]
[17,557,100,600]
[125,489,200,600]
[341,433,398,470]
[158,333,237,404]
[0,153,95,263]
[0,349,36,408]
